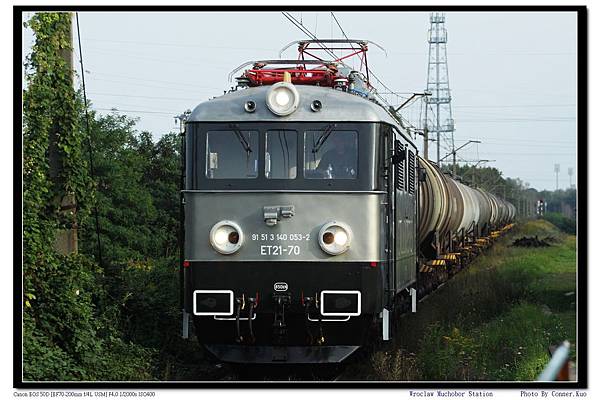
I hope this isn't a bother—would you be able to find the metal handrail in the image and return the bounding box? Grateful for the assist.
[228,59,329,82]
[537,341,571,381]
[278,39,388,58]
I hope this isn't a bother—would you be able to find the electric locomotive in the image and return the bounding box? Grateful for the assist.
[180,40,515,364]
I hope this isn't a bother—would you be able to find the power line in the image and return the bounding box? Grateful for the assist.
[83,37,277,52]
[331,12,350,42]
[88,71,223,90]
[284,12,406,103]
[82,48,229,70]
[455,109,575,118]
[456,138,574,144]
[453,104,576,109]
[84,37,574,57]
[90,98,181,111]
[88,91,208,101]
[94,107,177,116]
[478,152,576,156]
[281,12,338,60]
[458,118,575,123]
[87,77,220,93]
[454,142,575,149]
[330,12,354,66]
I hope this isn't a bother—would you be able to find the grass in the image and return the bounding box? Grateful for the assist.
[363,219,577,381]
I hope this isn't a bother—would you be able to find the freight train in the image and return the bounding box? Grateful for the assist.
[179,40,516,364]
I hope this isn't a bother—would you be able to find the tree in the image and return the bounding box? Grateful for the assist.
[23,12,153,381]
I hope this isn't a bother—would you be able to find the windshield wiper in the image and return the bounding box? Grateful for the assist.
[230,123,252,154]
[312,123,337,154]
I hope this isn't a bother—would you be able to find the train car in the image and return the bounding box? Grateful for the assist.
[180,40,516,364]
[417,157,516,259]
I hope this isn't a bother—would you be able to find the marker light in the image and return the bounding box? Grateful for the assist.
[318,221,352,256]
[266,82,299,116]
[209,220,244,255]
[275,91,291,107]
[214,229,228,245]
[334,231,348,246]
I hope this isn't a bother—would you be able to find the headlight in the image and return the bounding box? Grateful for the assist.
[209,220,244,255]
[266,82,299,116]
[318,221,352,255]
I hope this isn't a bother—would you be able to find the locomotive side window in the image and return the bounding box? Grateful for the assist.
[304,130,358,179]
[205,130,259,179]
[265,130,297,179]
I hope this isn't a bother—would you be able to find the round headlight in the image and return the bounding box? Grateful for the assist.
[266,82,299,116]
[318,221,352,255]
[209,220,244,255]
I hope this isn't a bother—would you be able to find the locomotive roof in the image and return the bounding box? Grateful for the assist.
[187,85,403,129]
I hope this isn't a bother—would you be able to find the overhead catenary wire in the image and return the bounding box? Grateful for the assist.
[84,37,277,52]
[89,77,221,93]
[281,12,339,61]
[90,98,181,112]
[458,118,575,123]
[82,48,229,69]
[283,11,401,107]
[455,137,574,144]
[328,12,408,100]
[89,91,211,102]
[76,12,104,269]
[453,103,576,109]
[82,37,574,57]
[95,107,177,116]
[288,12,416,130]
[330,12,354,67]
[88,71,223,90]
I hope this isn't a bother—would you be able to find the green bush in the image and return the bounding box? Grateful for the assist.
[23,253,155,381]
[543,212,576,235]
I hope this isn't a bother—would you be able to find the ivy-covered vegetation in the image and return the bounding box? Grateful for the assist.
[22,12,193,381]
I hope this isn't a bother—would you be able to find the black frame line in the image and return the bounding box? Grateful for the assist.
[14,4,588,389]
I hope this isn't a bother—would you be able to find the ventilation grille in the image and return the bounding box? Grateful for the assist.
[407,150,416,195]
[395,141,405,191]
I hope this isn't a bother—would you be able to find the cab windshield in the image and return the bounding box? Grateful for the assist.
[206,130,259,179]
[191,122,378,191]
[304,129,358,179]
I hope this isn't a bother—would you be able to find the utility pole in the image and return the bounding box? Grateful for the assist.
[394,92,431,159]
[438,140,480,175]
[423,92,429,160]
[423,125,429,160]
[424,12,455,166]
[568,167,574,188]
[470,159,493,186]
[554,164,560,191]
[175,109,191,339]
[52,12,77,255]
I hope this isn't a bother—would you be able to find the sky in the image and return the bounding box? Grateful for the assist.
[21,11,578,192]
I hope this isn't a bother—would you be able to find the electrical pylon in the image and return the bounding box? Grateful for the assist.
[423,12,455,165]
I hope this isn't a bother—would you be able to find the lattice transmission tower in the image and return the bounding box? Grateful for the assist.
[423,12,455,165]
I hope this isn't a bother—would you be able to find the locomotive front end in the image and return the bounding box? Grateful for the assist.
[182,84,399,363]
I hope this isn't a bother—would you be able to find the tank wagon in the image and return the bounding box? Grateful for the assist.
[180,40,516,364]
[418,157,516,259]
